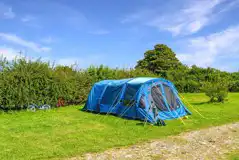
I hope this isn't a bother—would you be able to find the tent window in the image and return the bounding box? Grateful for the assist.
[162,84,180,110]
[139,95,145,109]
[151,85,168,111]
[123,85,140,106]
[101,86,122,106]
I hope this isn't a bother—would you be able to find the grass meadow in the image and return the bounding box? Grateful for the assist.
[0,93,239,160]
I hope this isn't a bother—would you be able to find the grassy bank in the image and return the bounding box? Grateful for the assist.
[0,93,239,160]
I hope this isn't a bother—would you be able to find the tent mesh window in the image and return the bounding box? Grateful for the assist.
[162,84,179,110]
[123,85,141,106]
[139,95,145,109]
[101,85,123,106]
[151,85,168,111]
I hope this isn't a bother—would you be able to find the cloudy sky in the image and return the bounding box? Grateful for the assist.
[0,0,239,71]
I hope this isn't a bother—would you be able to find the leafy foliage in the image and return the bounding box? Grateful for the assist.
[0,43,238,109]
[229,72,239,92]
[136,44,183,76]
[0,58,155,109]
[166,65,234,93]
[202,81,228,102]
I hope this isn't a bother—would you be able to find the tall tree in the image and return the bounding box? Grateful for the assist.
[136,44,183,76]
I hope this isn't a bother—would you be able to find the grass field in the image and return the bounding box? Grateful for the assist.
[0,93,239,160]
[224,151,239,160]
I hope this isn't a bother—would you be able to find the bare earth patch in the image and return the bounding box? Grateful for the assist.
[69,122,239,160]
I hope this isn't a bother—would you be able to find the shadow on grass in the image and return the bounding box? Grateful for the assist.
[190,101,209,105]
[0,106,26,113]
[191,100,227,106]
[80,109,164,127]
[136,122,153,126]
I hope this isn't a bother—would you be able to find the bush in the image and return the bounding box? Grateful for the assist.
[0,58,156,110]
[0,58,58,108]
[228,80,239,92]
[202,81,228,103]
[0,55,237,110]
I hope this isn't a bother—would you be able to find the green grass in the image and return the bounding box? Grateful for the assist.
[0,93,239,160]
[222,150,239,160]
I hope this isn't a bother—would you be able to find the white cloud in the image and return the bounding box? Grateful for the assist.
[218,0,239,13]
[40,47,52,52]
[0,3,15,19]
[0,33,51,53]
[0,47,53,65]
[41,36,54,44]
[21,15,35,22]
[57,55,103,68]
[89,29,110,35]
[177,25,239,68]
[0,47,20,60]
[20,15,42,28]
[3,7,15,19]
[57,58,79,66]
[122,0,239,36]
[114,63,135,69]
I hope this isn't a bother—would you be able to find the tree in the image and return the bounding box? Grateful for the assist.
[136,44,183,77]
[201,74,229,103]
[203,81,228,103]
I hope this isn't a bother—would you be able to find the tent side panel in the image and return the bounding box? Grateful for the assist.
[116,84,142,119]
[83,83,109,112]
[99,79,131,113]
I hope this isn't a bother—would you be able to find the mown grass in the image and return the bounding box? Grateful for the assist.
[0,93,239,160]
[222,150,239,160]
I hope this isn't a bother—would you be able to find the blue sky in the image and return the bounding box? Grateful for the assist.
[0,0,239,71]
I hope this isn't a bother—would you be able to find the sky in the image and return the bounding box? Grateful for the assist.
[0,0,239,72]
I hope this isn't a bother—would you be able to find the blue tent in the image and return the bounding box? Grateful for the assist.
[83,77,191,124]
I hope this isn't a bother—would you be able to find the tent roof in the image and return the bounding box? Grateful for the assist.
[96,77,168,86]
[127,77,157,84]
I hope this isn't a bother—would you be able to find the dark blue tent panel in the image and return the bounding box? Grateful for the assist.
[83,77,191,124]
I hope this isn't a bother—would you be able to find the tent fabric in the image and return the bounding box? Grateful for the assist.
[83,77,191,124]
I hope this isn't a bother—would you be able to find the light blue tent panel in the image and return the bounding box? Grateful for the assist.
[83,77,191,124]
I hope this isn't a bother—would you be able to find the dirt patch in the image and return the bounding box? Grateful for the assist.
[68,122,239,160]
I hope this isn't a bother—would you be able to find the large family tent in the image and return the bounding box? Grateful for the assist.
[83,77,191,125]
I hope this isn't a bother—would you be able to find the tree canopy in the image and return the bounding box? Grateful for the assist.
[136,44,184,76]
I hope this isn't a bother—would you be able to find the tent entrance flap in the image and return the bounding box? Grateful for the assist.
[162,83,180,110]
